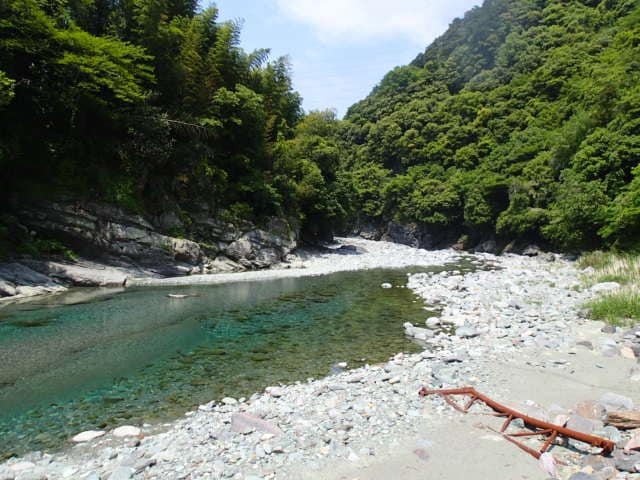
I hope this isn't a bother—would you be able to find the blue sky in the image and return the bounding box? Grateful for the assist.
[213,0,482,117]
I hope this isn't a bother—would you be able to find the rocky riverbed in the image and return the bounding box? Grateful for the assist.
[1,239,639,480]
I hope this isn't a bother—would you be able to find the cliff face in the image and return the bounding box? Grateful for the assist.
[0,200,299,300]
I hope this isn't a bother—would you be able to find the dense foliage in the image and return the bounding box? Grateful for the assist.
[2,0,639,252]
[0,0,343,239]
[337,0,640,251]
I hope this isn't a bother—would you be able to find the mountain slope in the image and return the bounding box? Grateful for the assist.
[339,0,640,251]
[0,0,345,258]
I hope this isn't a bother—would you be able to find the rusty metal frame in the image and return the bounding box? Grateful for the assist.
[419,387,615,459]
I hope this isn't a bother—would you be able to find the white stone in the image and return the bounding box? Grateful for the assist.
[455,326,480,338]
[266,386,285,398]
[426,317,440,327]
[112,426,141,438]
[71,430,105,443]
[9,462,35,472]
[590,282,621,293]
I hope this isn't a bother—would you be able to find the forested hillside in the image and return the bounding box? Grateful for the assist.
[0,0,344,251]
[1,0,639,256]
[338,0,640,251]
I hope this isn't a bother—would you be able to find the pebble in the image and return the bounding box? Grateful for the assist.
[266,387,285,398]
[107,466,134,480]
[455,326,480,338]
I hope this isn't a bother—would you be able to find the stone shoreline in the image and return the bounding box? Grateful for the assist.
[1,239,639,480]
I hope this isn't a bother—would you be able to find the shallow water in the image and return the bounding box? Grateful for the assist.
[0,266,463,458]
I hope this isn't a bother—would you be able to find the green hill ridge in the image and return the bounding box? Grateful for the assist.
[1,0,639,254]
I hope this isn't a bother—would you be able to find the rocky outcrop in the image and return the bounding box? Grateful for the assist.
[225,228,297,269]
[15,201,204,268]
[356,221,460,250]
[21,259,131,287]
[0,262,67,298]
[382,222,433,249]
[0,200,299,300]
[354,219,554,257]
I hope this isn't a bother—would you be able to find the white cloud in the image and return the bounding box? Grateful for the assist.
[275,0,481,46]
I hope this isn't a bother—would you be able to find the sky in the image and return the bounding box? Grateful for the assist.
[213,0,483,117]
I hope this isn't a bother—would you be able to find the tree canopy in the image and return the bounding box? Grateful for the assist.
[0,0,343,241]
[1,0,639,252]
[334,0,640,251]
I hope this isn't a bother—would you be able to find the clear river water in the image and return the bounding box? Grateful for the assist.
[0,265,464,459]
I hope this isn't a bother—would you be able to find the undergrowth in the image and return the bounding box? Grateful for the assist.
[580,251,640,326]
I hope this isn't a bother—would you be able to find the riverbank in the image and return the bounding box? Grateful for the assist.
[1,239,639,480]
[0,199,300,304]
[0,237,461,306]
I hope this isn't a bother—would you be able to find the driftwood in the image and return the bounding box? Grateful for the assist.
[607,411,640,429]
[419,387,615,459]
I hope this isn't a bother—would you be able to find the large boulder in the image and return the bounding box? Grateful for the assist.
[0,262,66,298]
[225,227,297,269]
[207,256,243,273]
[474,239,497,254]
[16,201,204,266]
[20,260,128,287]
[4,200,300,300]
[382,222,430,249]
[380,221,460,249]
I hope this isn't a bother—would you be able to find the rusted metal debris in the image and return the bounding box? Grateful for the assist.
[419,386,615,459]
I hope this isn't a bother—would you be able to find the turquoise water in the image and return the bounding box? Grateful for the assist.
[0,266,463,459]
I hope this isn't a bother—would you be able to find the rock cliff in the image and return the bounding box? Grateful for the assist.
[0,200,299,300]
